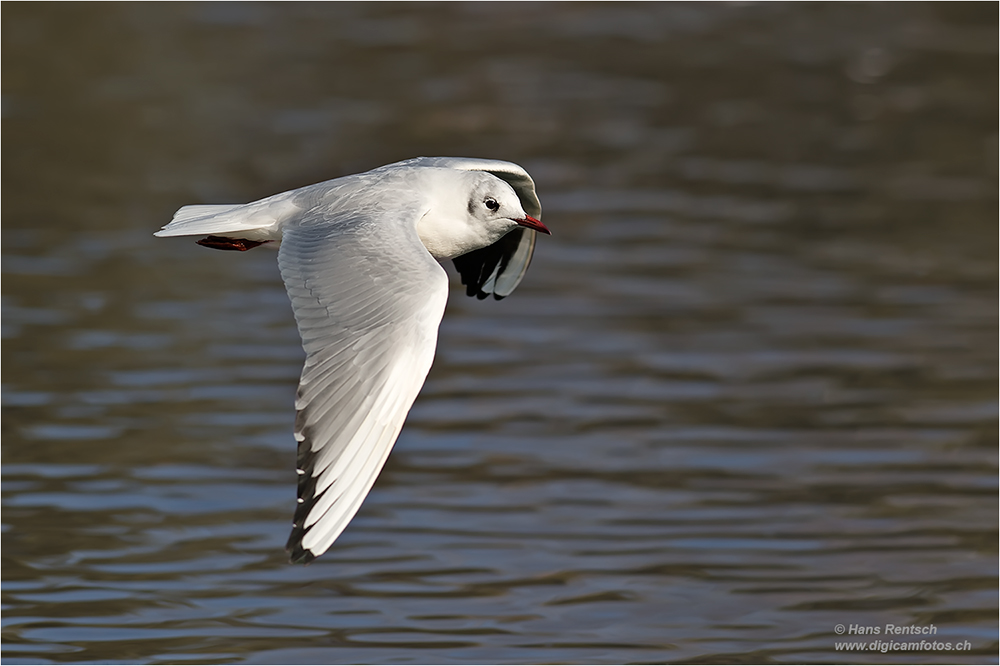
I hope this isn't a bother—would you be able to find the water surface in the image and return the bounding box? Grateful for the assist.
[3,4,997,664]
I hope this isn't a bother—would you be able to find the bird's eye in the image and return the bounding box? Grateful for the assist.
[484,197,500,212]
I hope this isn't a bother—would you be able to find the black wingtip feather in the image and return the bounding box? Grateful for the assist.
[286,536,316,565]
[286,414,325,565]
[453,228,524,300]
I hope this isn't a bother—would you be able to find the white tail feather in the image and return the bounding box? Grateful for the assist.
[154,196,300,241]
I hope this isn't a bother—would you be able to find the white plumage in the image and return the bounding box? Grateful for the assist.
[155,157,548,563]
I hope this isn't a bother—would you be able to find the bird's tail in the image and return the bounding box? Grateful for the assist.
[155,196,299,249]
[155,204,246,237]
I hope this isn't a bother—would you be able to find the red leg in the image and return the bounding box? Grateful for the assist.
[196,236,267,251]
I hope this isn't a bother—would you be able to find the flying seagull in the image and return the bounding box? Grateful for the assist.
[155,157,549,563]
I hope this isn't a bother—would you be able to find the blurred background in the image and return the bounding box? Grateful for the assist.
[2,3,997,664]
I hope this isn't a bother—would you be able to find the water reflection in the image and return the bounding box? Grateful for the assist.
[3,3,997,664]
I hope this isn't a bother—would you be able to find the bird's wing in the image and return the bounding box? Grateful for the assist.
[386,157,542,300]
[277,205,449,564]
[452,227,537,300]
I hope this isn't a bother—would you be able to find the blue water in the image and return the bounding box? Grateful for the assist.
[3,3,997,664]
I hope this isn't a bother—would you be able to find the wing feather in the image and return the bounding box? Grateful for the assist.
[277,207,448,564]
[453,228,537,300]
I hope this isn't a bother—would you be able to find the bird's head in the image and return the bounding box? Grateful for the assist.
[416,169,549,259]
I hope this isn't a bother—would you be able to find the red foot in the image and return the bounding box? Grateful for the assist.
[196,236,266,251]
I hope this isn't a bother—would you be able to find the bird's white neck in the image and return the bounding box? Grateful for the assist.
[416,210,507,260]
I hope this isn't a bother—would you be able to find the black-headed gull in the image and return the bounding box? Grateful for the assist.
[155,157,549,563]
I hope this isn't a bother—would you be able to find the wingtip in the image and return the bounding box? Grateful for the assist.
[286,524,317,565]
[287,544,316,565]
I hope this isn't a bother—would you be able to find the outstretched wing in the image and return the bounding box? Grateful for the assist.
[387,157,543,300]
[277,206,449,564]
[452,227,536,300]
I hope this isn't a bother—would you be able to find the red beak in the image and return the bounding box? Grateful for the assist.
[517,214,551,235]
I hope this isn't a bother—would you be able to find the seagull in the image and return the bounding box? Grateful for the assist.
[154,157,549,563]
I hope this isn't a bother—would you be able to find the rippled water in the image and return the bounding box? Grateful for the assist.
[3,4,997,664]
